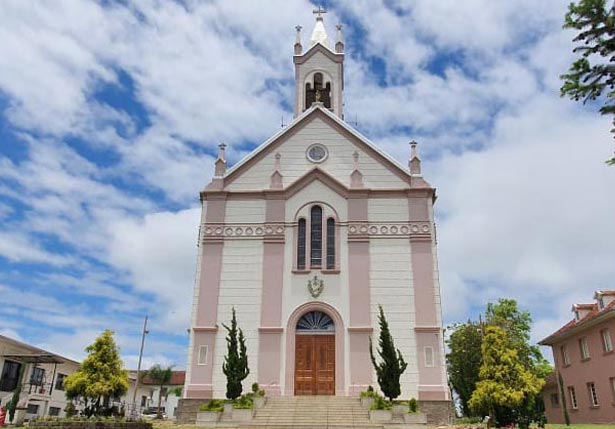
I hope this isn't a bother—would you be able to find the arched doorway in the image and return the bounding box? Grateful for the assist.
[294,311,335,395]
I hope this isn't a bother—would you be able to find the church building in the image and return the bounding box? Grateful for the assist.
[182,11,450,417]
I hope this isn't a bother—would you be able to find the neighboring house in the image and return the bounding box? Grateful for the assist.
[123,370,156,416]
[141,371,185,418]
[0,334,80,421]
[539,290,615,424]
[0,334,173,420]
[182,10,450,425]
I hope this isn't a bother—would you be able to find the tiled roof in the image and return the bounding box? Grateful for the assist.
[539,295,615,345]
[141,370,185,386]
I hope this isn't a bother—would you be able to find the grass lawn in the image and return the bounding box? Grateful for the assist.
[546,425,615,429]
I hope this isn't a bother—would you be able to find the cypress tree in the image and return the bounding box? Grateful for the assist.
[222,307,249,400]
[369,305,408,401]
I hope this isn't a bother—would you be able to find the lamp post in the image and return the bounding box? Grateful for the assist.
[131,315,149,419]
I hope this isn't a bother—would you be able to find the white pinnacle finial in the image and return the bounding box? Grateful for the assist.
[310,6,330,47]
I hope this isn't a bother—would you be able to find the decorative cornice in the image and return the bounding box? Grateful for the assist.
[347,326,373,333]
[202,223,285,242]
[414,326,442,333]
[259,327,284,333]
[201,221,432,242]
[192,326,219,332]
[348,222,431,238]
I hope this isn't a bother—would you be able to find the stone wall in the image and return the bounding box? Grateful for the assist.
[419,400,453,425]
[176,398,206,424]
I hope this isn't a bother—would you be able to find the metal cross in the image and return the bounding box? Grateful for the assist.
[313,5,327,18]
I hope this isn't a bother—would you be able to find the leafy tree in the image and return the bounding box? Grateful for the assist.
[222,307,249,400]
[64,330,129,416]
[142,364,173,419]
[484,299,552,427]
[560,0,615,165]
[468,326,544,428]
[445,321,482,417]
[369,305,408,401]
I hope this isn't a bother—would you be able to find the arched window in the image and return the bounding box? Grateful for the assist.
[310,206,323,267]
[305,73,331,110]
[326,218,335,269]
[297,218,306,270]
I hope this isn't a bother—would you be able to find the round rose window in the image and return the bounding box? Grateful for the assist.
[306,144,328,163]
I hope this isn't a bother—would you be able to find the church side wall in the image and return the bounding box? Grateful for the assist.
[369,238,418,399]
[211,240,263,398]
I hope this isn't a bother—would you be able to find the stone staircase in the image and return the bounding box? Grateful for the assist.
[246,396,376,429]
[194,396,429,429]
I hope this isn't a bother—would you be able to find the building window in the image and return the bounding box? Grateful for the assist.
[310,206,323,267]
[561,345,570,366]
[30,367,45,386]
[326,218,335,269]
[550,393,560,408]
[598,296,605,309]
[568,386,578,409]
[587,382,599,407]
[0,360,22,391]
[48,407,61,417]
[610,377,615,402]
[198,345,208,365]
[141,395,147,407]
[55,373,66,391]
[579,337,590,360]
[26,404,39,415]
[297,218,306,270]
[424,347,434,368]
[601,329,613,353]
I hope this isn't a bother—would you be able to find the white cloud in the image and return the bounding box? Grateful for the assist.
[433,95,615,330]
[107,208,201,333]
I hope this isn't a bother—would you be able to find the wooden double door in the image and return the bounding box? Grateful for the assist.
[294,334,335,395]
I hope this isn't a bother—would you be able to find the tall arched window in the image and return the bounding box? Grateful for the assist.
[310,206,323,267]
[326,218,335,269]
[297,218,306,270]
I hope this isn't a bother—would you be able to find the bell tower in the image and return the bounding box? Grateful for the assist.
[293,7,344,119]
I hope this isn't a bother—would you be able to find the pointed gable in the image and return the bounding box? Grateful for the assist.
[222,106,412,192]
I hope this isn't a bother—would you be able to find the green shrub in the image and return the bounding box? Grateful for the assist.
[251,383,259,394]
[257,388,265,397]
[408,398,418,413]
[360,385,379,398]
[199,399,224,412]
[233,394,254,410]
[369,396,392,410]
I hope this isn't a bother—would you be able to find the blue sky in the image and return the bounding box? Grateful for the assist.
[1,0,614,369]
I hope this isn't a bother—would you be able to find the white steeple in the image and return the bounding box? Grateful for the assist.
[310,6,330,48]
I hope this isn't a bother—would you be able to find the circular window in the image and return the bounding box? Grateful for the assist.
[306,144,328,163]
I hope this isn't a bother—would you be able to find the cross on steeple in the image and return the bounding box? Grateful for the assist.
[313,5,327,18]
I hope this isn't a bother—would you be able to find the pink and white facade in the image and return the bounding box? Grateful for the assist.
[182,14,449,412]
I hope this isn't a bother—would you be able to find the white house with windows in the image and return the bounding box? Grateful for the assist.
[0,334,79,421]
[0,334,163,422]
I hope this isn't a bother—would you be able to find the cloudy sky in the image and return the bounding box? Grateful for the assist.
[1,0,614,369]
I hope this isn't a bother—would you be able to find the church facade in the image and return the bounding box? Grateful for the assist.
[183,13,449,412]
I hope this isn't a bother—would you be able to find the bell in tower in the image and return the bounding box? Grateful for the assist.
[293,7,344,119]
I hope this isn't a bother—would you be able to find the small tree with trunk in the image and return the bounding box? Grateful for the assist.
[222,307,249,400]
[64,330,129,416]
[369,305,408,401]
[142,364,173,419]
